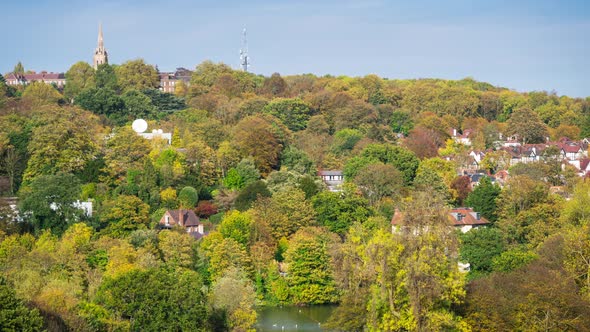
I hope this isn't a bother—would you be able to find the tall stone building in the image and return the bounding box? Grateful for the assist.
[93,23,108,69]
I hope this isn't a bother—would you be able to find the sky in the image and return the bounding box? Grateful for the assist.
[1,0,589,97]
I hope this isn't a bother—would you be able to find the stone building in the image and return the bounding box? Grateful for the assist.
[93,23,108,69]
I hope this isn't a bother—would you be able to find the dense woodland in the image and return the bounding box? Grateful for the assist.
[1,59,590,331]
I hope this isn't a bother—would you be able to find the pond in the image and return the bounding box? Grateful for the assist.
[256,305,337,332]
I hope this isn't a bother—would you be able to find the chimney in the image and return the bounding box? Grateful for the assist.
[198,224,204,234]
[178,210,183,227]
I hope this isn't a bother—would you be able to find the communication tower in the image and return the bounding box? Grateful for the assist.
[240,28,250,72]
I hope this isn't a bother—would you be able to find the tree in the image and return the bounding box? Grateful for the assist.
[279,145,315,174]
[463,243,590,331]
[22,81,63,107]
[263,98,312,131]
[353,163,403,204]
[96,268,209,331]
[64,61,95,100]
[413,167,452,203]
[404,126,443,159]
[158,230,194,268]
[218,210,253,248]
[223,158,260,190]
[506,106,549,144]
[261,72,286,96]
[232,115,285,175]
[459,227,506,276]
[210,268,257,332]
[23,106,101,182]
[103,127,151,183]
[178,186,199,209]
[119,89,158,123]
[331,128,363,155]
[75,87,125,121]
[94,63,119,91]
[13,61,25,75]
[390,109,414,135]
[234,180,271,211]
[115,59,159,92]
[19,173,83,236]
[356,144,420,185]
[284,226,340,305]
[267,188,316,239]
[450,175,472,206]
[397,191,465,331]
[100,195,150,237]
[0,278,44,331]
[312,186,372,236]
[464,176,501,223]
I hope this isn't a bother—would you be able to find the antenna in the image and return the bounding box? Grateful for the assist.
[240,28,250,72]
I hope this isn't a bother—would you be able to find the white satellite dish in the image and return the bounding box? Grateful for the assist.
[132,119,148,133]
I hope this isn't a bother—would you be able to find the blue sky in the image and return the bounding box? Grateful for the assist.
[1,0,589,97]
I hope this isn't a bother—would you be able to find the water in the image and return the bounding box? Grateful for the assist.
[256,305,336,332]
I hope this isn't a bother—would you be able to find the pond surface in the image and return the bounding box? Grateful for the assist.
[256,305,336,332]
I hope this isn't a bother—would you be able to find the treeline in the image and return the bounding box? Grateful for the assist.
[0,60,589,331]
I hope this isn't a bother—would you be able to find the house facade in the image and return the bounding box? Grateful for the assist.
[318,170,344,192]
[4,72,66,88]
[159,67,192,93]
[159,209,205,239]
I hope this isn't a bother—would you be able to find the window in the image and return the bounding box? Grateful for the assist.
[165,215,170,226]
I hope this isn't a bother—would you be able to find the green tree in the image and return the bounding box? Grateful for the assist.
[331,128,363,155]
[210,268,257,332]
[19,173,83,236]
[94,63,119,91]
[96,268,209,331]
[13,61,25,75]
[459,227,506,276]
[223,158,260,190]
[64,61,95,100]
[312,187,372,236]
[263,98,312,131]
[115,59,159,92]
[75,88,125,121]
[234,180,271,211]
[22,81,63,107]
[285,226,340,305]
[119,89,158,123]
[279,145,315,174]
[0,278,44,331]
[218,210,253,248]
[464,176,501,223]
[178,186,199,209]
[348,144,420,185]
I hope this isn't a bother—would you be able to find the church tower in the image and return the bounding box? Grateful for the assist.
[93,23,108,69]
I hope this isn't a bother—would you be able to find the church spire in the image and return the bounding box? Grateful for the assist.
[93,22,108,70]
[98,22,104,49]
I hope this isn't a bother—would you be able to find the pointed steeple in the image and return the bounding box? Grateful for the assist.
[98,22,104,49]
[93,22,108,70]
